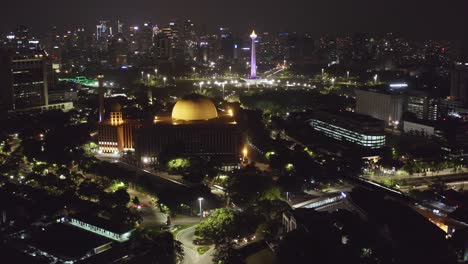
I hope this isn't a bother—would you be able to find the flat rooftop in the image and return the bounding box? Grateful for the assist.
[29,223,112,260]
[315,109,385,124]
[356,85,406,95]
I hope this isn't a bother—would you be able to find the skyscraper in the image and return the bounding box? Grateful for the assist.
[96,21,112,52]
[250,30,257,79]
[0,48,50,110]
[450,62,468,104]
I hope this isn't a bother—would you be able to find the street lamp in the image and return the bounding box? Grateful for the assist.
[192,67,196,73]
[346,70,350,79]
[141,71,144,79]
[199,81,204,92]
[321,68,325,76]
[242,147,248,162]
[198,197,204,218]
[154,69,158,76]
[222,82,226,98]
[373,74,378,84]
[163,77,167,86]
[229,66,232,74]
[147,73,150,84]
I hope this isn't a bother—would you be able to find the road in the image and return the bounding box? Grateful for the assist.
[96,155,189,188]
[176,225,214,264]
[127,188,168,229]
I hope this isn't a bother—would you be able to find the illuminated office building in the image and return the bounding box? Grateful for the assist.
[355,87,405,125]
[309,110,386,149]
[0,48,50,110]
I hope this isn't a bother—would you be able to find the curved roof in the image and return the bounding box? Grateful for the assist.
[172,94,218,121]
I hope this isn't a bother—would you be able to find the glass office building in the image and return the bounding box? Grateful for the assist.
[309,110,386,149]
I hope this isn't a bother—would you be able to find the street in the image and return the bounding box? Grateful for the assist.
[176,225,214,264]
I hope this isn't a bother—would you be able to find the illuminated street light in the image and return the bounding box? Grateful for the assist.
[192,67,196,73]
[321,68,324,75]
[242,147,248,162]
[199,81,204,92]
[222,82,226,98]
[229,66,232,74]
[198,197,204,218]
[373,74,378,84]
[163,77,167,85]
[154,69,158,76]
[346,70,350,79]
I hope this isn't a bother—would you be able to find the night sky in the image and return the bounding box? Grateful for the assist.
[2,0,468,39]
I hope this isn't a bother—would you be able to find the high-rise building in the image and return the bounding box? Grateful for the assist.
[450,62,468,104]
[355,87,405,126]
[96,21,112,52]
[406,91,439,121]
[108,34,128,68]
[154,31,172,59]
[0,48,50,110]
[219,27,234,60]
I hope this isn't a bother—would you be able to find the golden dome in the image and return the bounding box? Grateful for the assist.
[172,94,218,121]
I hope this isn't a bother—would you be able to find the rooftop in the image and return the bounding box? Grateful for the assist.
[70,214,135,234]
[29,223,112,260]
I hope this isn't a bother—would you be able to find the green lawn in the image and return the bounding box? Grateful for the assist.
[197,246,210,255]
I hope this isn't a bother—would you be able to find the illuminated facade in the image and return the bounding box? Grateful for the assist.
[355,87,404,126]
[136,94,242,164]
[0,48,50,110]
[97,103,141,153]
[309,110,386,149]
[250,30,257,79]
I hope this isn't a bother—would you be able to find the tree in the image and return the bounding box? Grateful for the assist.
[77,180,100,200]
[110,206,142,226]
[213,240,244,264]
[130,229,184,264]
[227,169,278,207]
[195,208,237,243]
[112,188,130,207]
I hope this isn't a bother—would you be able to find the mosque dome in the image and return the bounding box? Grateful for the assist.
[172,94,218,121]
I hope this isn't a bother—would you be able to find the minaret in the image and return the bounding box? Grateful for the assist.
[250,30,257,79]
[97,75,105,122]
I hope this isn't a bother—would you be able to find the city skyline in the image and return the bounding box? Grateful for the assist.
[2,0,468,40]
[2,1,468,263]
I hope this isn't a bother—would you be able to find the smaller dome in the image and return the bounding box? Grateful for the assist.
[110,102,122,112]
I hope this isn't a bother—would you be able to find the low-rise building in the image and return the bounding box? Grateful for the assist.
[308,110,386,149]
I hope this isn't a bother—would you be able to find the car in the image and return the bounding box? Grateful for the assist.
[193,238,210,245]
